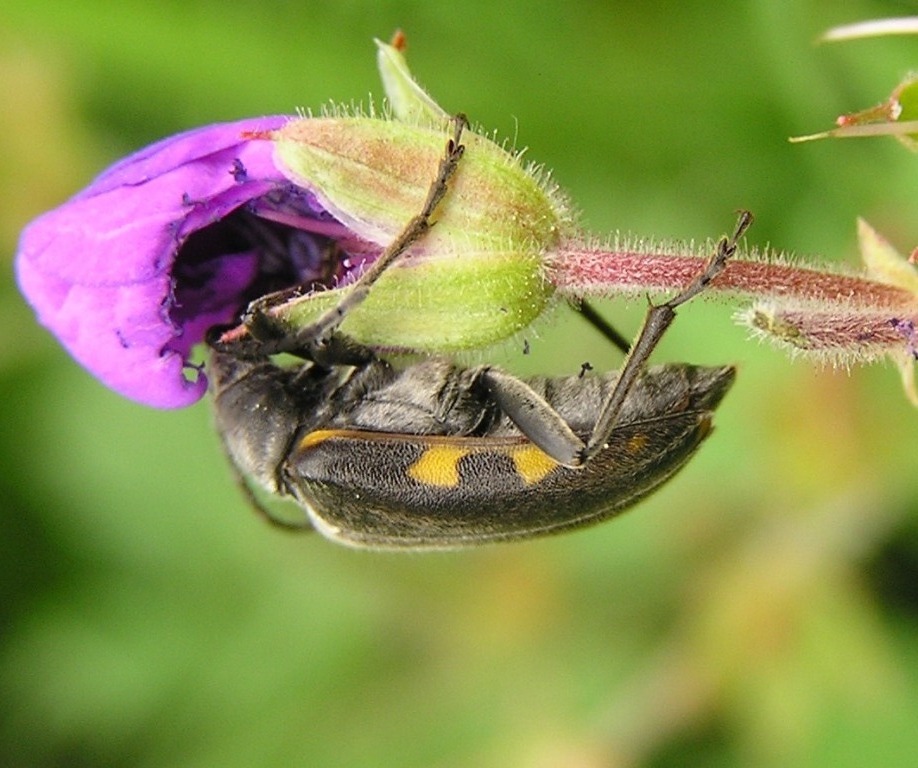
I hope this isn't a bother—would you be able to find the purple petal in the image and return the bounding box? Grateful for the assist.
[15,117,291,408]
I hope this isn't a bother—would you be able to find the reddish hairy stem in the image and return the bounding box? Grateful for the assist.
[552,245,915,309]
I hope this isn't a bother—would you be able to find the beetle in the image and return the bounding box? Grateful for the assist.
[208,116,747,548]
[208,349,734,548]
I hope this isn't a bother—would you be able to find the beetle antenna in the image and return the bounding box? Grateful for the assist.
[218,430,314,533]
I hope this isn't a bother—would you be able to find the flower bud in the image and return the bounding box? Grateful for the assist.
[259,115,572,351]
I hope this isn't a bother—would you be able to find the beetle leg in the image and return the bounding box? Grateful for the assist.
[577,299,632,355]
[478,367,586,467]
[482,212,750,468]
[245,114,469,358]
[577,210,752,465]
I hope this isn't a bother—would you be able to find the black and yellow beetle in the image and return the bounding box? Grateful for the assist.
[208,116,746,548]
[208,348,734,548]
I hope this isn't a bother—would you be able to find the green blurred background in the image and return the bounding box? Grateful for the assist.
[3,2,918,766]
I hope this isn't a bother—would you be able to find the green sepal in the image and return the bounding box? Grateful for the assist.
[264,248,551,352]
[267,116,566,352]
[375,36,448,128]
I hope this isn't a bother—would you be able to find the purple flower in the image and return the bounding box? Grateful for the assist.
[14,116,357,408]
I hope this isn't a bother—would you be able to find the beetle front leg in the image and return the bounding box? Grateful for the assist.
[244,114,469,358]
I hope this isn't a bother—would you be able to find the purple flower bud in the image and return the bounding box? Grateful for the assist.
[15,116,350,408]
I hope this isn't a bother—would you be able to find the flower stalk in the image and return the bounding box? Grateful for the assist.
[552,238,915,309]
[554,226,918,397]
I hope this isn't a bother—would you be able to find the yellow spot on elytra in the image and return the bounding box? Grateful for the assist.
[626,434,649,454]
[407,446,469,488]
[298,429,344,450]
[510,445,558,485]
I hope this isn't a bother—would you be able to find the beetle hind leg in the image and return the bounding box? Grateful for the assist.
[579,210,752,464]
